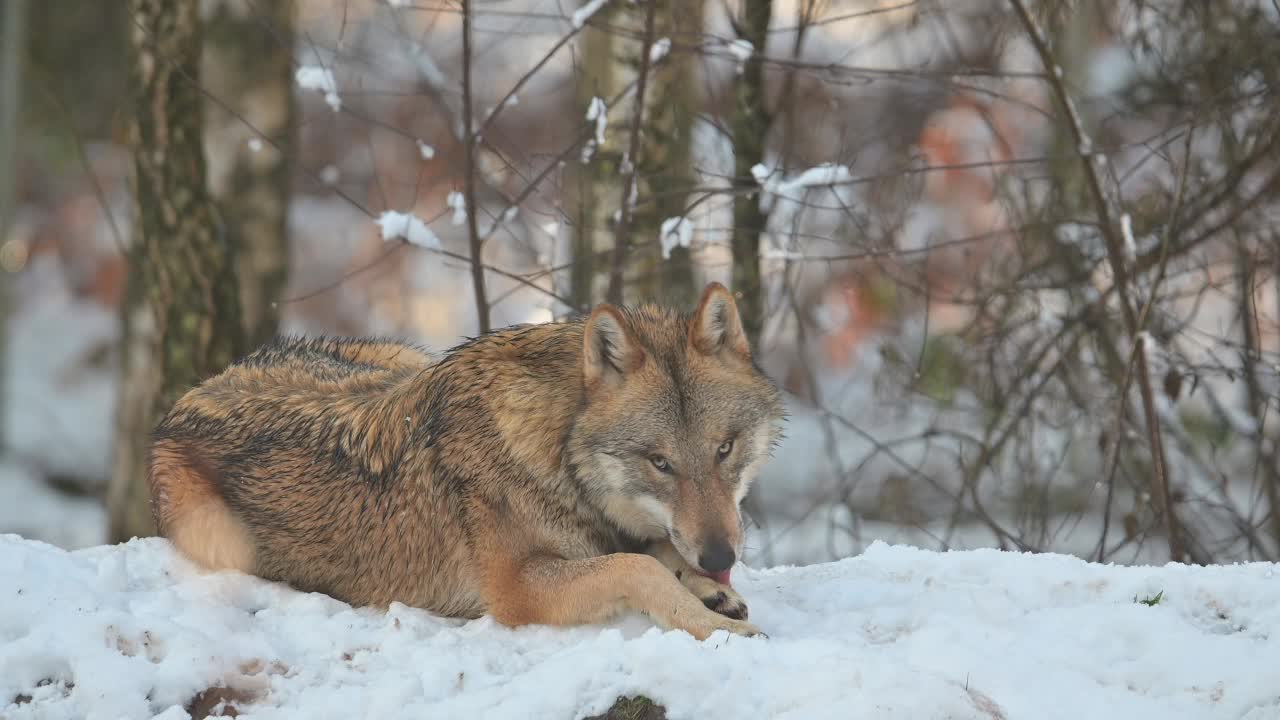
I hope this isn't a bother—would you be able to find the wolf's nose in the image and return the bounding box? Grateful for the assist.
[698,539,736,573]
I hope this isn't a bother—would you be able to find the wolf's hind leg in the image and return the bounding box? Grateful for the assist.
[480,551,762,641]
[148,441,256,574]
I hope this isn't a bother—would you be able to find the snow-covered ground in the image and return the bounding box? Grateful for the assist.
[3,534,1278,720]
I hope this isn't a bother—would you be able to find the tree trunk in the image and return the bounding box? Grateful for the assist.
[634,0,703,309]
[606,0,660,305]
[202,0,295,348]
[1237,245,1280,553]
[108,0,246,542]
[730,0,773,342]
[568,1,621,309]
[0,0,30,455]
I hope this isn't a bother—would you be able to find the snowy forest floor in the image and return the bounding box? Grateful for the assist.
[3,534,1278,720]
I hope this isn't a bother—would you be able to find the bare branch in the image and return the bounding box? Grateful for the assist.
[1009,0,1188,563]
[460,0,489,333]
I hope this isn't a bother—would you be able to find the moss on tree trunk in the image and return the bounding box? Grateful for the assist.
[108,0,247,542]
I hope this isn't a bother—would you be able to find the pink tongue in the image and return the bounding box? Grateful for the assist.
[705,569,732,586]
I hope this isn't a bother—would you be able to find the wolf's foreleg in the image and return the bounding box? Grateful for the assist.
[480,550,762,640]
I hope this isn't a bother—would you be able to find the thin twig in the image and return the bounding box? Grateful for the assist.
[31,73,127,256]
[1009,0,1186,562]
[475,20,586,140]
[460,0,489,333]
[1096,126,1196,562]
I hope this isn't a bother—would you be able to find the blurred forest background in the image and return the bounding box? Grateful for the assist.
[1,0,1277,569]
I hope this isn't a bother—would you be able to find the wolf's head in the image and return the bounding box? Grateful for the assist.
[568,282,786,580]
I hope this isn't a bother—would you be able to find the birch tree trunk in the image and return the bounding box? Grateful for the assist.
[634,0,703,309]
[591,0,702,307]
[203,0,295,348]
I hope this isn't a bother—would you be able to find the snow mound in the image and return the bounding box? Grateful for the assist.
[2,534,1278,719]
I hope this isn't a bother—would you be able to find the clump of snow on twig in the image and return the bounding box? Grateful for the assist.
[751,163,853,248]
[581,97,608,163]
[660,217,693,259]
[649,37,672,64]
[1121,212,1138,263]
[375,211,440,250]
[587,97,608,146]
[572,0,610,29]
[417,140,435,160]
[726,38,753,74]
[446,192,467,226]
[752,162,853,199]
[295,65,341,112]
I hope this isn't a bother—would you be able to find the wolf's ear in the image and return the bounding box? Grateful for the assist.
[583,304,645,388]
[690,282,750,358]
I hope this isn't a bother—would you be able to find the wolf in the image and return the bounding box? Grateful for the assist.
[147,282,786,640]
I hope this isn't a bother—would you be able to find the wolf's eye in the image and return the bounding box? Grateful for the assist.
[716,439,734,461]
[649,455,671,473]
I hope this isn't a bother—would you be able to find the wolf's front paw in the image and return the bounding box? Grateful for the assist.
[700,587,748,620]
[682,573,749,620]
[662,600,766,641]
[709,616,766,639]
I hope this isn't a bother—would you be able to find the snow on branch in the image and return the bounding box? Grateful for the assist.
[649,37,672,64]
[753,162,853,198]
[726,38,753,74]
[581,96,609,163]
[447,192,468,226]
[572,0,611,29]
[295,65,341,112]
[659,216,693,259]
[375,211,441,250]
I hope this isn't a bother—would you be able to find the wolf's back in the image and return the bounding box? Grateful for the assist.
[145,333,475,607]
[231,335,436,379]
